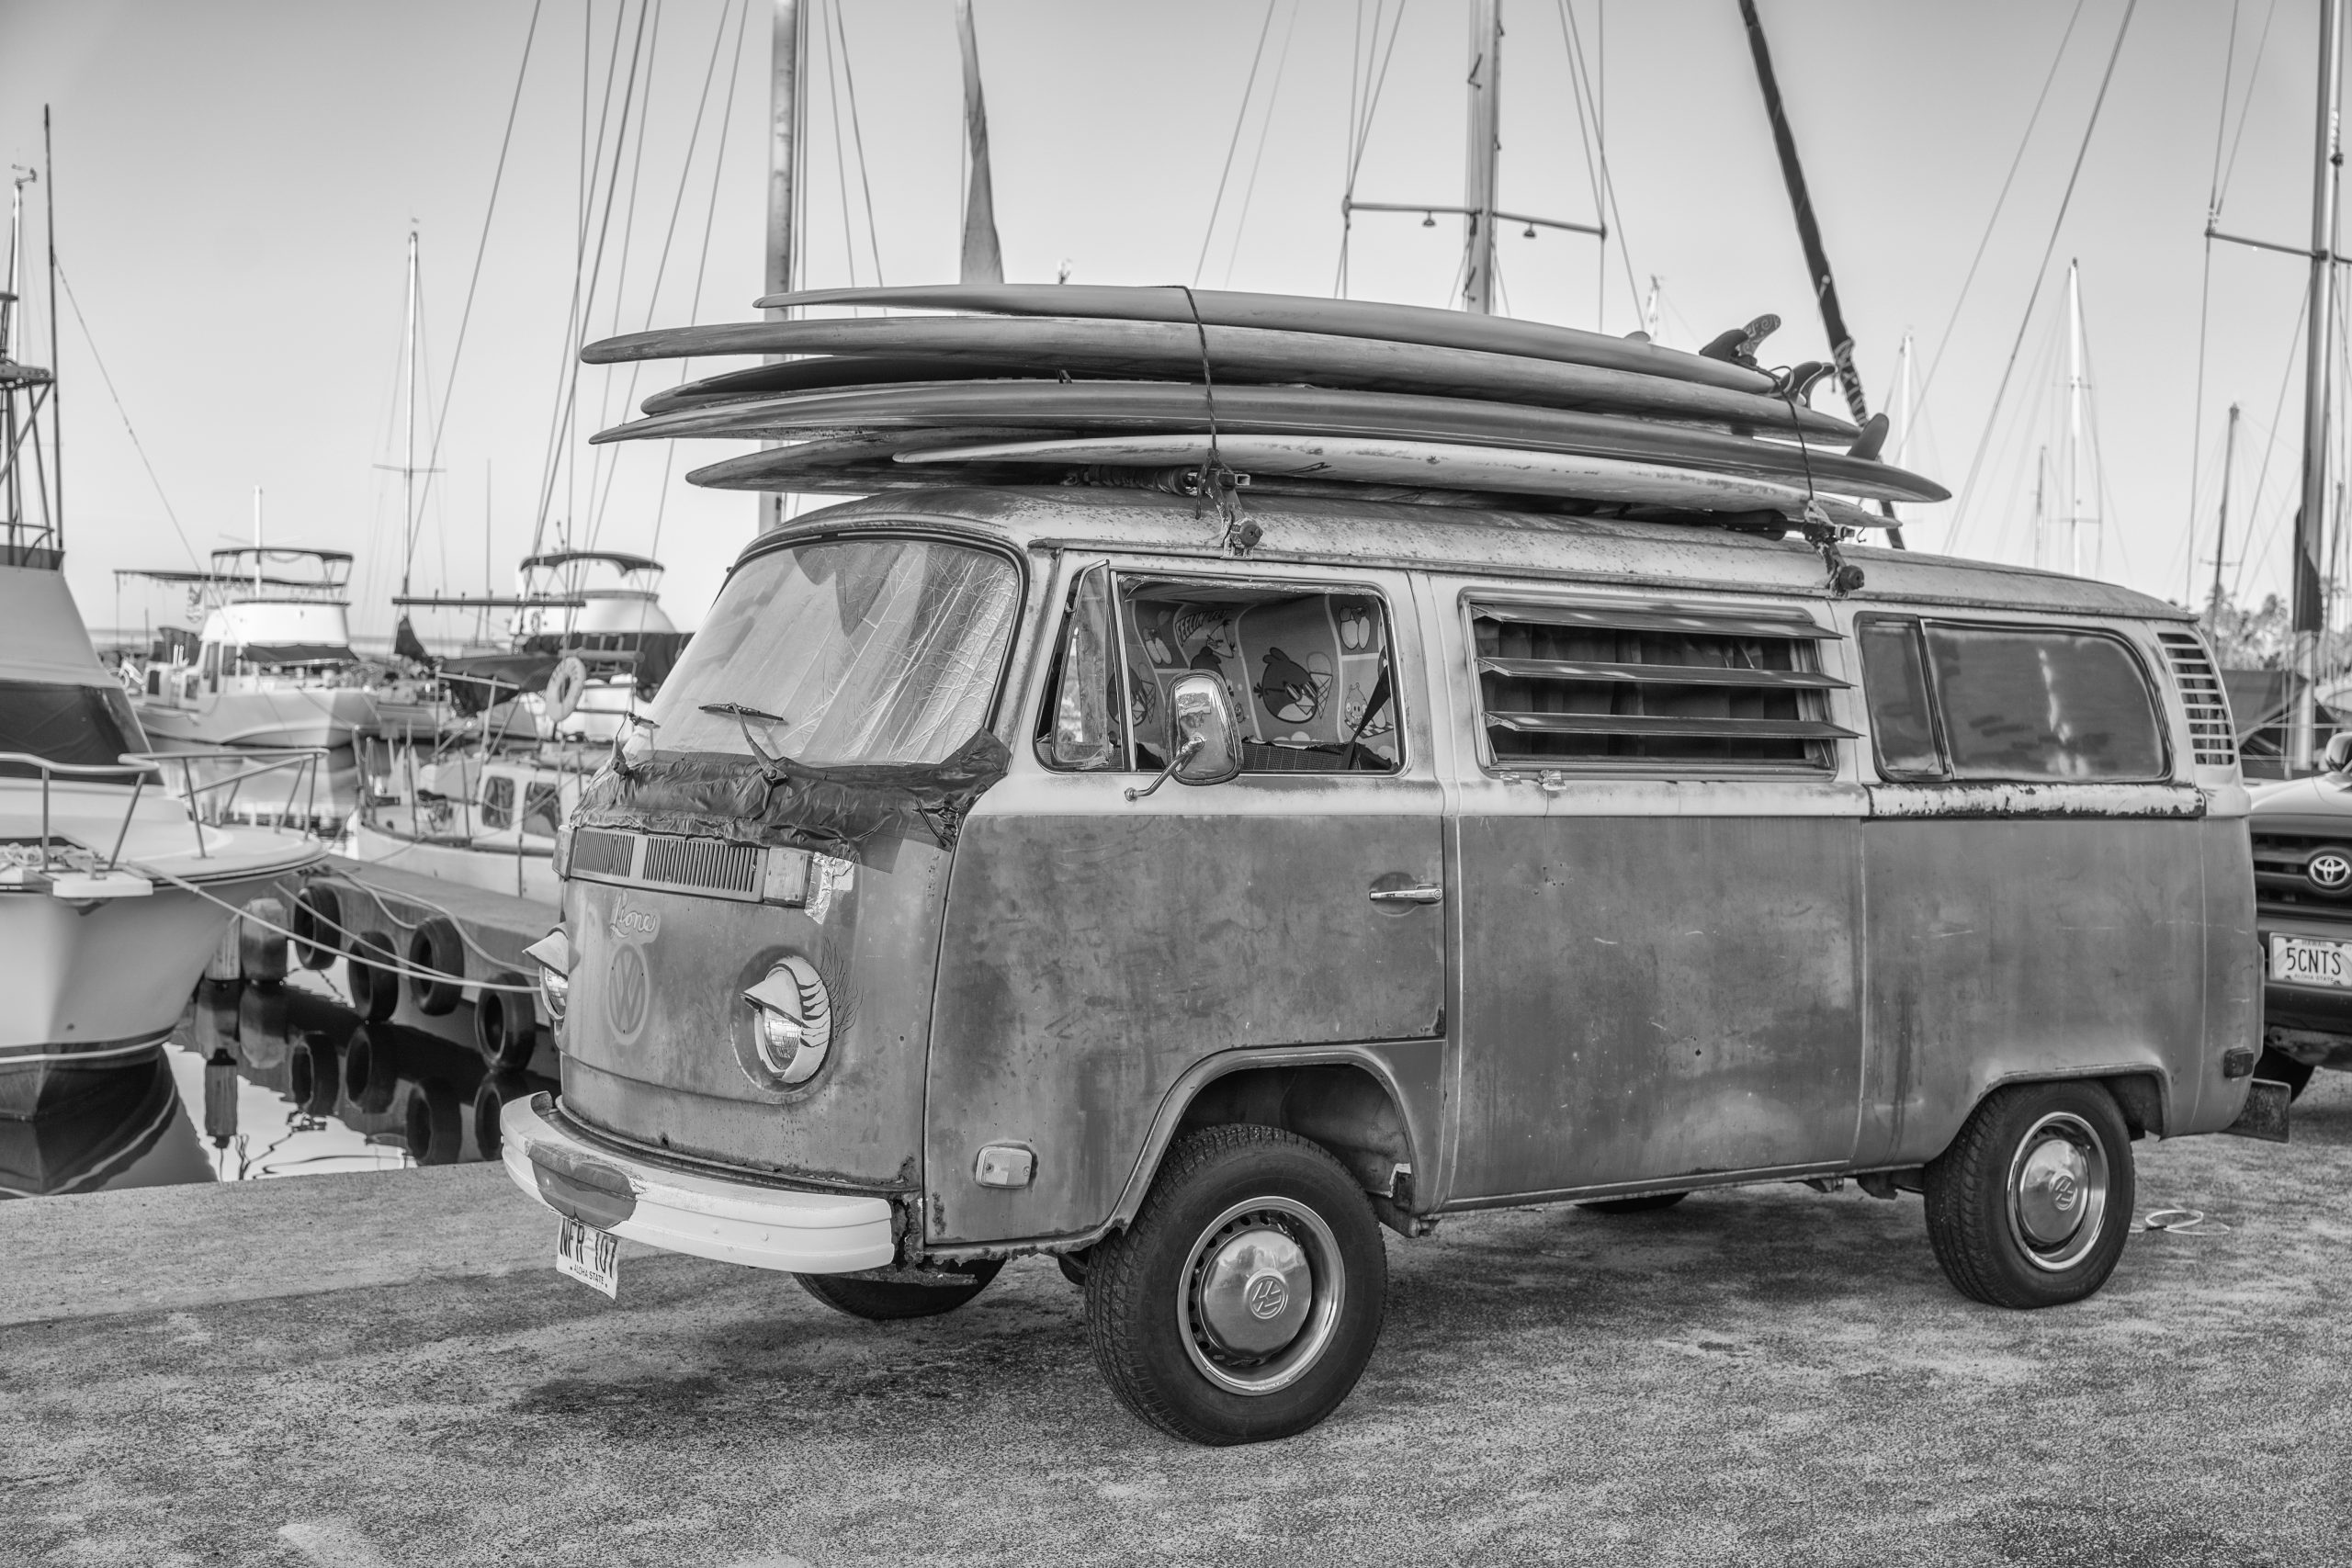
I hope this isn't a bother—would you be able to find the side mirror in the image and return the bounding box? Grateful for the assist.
[2325,732,2352,775]
[1126,672,1242,800]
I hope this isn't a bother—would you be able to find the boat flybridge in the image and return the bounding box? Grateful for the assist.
[120,546,384,750]
[354,550,680,907]
[0,276,323,1117]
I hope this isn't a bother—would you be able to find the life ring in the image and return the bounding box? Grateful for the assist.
[545,655,589,724]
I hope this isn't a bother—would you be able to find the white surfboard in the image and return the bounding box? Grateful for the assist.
[898,434,1892,528]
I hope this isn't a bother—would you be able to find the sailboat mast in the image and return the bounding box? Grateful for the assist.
[1461,0,1502,315]
[2066,259,2086,578]
[2292,0,2345,771]
[2033,446,2047,570]
[955,0,1004,286]
[761,0,804,535]
[400,227,418,597]
[2211,401,2240,624]
[252,487,264,593]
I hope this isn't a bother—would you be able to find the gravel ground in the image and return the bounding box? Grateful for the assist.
[4,1074,2348,1567]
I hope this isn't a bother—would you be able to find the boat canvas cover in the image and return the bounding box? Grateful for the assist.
[235,642,356,665]
[0,567,118,688]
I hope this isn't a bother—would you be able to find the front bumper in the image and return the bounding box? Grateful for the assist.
[499,1092,896,1273]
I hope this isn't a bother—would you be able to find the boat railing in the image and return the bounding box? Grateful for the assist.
[122,746,329,852]
[0,750,166,874]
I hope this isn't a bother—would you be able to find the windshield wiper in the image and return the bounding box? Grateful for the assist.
[698,700,788,727]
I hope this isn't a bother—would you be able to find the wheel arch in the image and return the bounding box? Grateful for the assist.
[1109,1044,1437,1240]
[1970,1064,2172,1142]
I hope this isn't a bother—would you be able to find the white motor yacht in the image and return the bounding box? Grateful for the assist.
[348,739,591,907]
[121,546,382,750]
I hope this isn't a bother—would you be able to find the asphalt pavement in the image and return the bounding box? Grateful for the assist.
[5,1074,2349,1567]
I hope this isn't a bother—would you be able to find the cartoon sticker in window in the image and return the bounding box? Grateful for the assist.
[1335,600,1376,654]
[1256,647,1332,726]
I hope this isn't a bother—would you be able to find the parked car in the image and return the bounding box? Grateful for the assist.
[2246,732,2352,1097]
[497,490,2266,1445]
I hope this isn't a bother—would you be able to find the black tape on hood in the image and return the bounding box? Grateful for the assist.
[572,729,1011,860]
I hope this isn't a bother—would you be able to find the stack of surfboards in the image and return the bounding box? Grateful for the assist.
[582,284,1947,529]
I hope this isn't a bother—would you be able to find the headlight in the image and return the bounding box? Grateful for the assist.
[743,955,832,1086]
[523,929,572,1022]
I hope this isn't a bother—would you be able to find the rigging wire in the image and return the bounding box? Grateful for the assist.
[1194,0,1283,288]
[582,0,665,547]
[1910,0,2086,424]
[396,0,542,599]
[831,0,886,288]
[1942,0,2138,555]
[2216,0,2282,215]
[2185,1,2245,604]
[1221,0,1302,289]
[586,0,738,553]
[2228,288,2311,604]
[649,0,752,568]
[1334,0,1408,298]
[50,264,198,570]
[1555,0,1640,325]
[819,0,859,288]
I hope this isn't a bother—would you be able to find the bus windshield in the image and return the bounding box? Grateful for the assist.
[646,537,1020,767]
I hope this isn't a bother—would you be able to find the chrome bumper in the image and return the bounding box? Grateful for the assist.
[499,1092,896,1273]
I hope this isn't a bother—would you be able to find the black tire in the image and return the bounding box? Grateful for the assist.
[472,975,538,1071]
[291,884,342,971]
[346,931,401,1022]
[2256,1046,2318,1102]
[1084,1124,1387,1446]
[402,1077,462,1165]
[342,1026,398,1114]
[288,1032,338,1117]
[1577,1190,1689,1215]
[1923,1080,2135,1309]
[406,919,464,1016]
[796,1260,1004,1321]
[472,1074,526,1160]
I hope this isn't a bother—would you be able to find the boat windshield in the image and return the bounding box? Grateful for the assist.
[0,679,149,778]
[647,537,1020,766]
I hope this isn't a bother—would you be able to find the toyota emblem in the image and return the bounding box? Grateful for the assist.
[2309,852,2352,893]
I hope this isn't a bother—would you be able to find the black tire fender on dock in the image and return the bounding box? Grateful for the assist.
[406,918,465,1016]
[472,973,537,1071]
[342,1025,398,1114]
[472,1073,526,1160]
[403,1077,463,1165]
[290,884,343,971]
[346,931,401,1023]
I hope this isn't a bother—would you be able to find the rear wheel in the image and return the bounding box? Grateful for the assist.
[2256,1045,2317,1102]
[1084,1124,1386,1446]
[796,1260,1003,1321]
[1923,1081,2134,1309]
[1577,1191,1689,1215]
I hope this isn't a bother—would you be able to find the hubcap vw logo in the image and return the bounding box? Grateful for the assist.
[1244,1272,1291,1320]
[2309,852,2352,892]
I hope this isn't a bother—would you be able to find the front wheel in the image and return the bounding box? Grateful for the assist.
[795,1260,1002,1321]
[1923,1081,2134,1309]
[1084,1124,1387,1446]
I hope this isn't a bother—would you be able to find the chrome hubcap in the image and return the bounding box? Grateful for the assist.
[1180,1197,1344,1396]
[2007,1111,2109,1271]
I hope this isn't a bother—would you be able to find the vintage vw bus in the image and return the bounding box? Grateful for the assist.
[500,488,2262,1445]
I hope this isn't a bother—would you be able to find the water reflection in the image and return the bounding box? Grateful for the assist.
[3,965,555,1199]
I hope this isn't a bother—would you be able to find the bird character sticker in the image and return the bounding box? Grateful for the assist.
[1255,646,1332,727]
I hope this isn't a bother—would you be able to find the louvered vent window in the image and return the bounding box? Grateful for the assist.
[569,828,637,878]
[1470,602,1855,770]
[2156,629,2238,768]
[639,835,763,898]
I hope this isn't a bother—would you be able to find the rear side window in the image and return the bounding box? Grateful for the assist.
[1858,617,2167,783]
[1469,601,1853,771]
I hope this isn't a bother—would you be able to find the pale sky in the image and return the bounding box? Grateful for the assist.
[0,0,2335,640]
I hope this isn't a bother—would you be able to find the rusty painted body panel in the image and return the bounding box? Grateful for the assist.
[541,487,2256,1269]
[557,840,954,1192]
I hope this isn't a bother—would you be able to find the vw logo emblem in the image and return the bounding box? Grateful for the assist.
[1244,1273,1291,1320]
[606,942,650,1042]
[2049,1172,2078,1212]
[2309,852,2352,893]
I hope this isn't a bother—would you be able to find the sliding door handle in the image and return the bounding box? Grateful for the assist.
[1368,885,1443,906]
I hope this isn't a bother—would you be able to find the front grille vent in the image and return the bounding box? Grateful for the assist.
[639,834,763,899]
[2157,630,2237,767]
[2251,830,2352,908]
[570,828,637,878]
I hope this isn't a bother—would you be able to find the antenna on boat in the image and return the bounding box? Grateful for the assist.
[2210,401,2241,628]
[252,487,264,593]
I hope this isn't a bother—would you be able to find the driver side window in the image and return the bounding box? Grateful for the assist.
[1035,566,1400,775]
